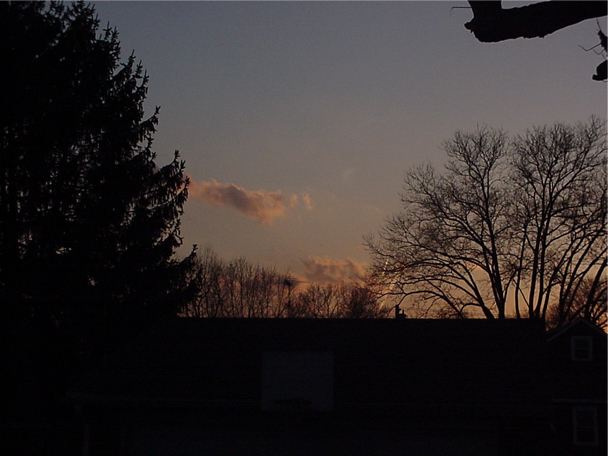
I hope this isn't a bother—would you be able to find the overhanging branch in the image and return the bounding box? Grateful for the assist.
[465,1,607,43]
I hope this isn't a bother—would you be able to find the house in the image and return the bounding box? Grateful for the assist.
[68,318,555,456]
[546,319,607,456]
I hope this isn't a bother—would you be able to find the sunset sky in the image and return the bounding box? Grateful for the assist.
[92,1,607,283]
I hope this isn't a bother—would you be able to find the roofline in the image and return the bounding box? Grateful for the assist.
[547,318,607,342]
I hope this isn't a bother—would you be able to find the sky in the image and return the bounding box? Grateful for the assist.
[92,1,607,284]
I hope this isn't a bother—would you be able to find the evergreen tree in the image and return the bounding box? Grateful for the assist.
[0,1,196,336]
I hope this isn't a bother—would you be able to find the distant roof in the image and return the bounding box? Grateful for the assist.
[547,318,607,342]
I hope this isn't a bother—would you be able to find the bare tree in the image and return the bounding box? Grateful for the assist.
[547,276,607,330]
[510,119,607,321]
[335,284,389,318]
[183,248,388,318]
[366,118,606,322]
[295,283,340,318]
[185,247,224,317]
[182,248,293,318]
[291,283,389,318]
[366,126,512,319]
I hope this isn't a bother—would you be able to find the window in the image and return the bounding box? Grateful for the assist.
[261,351,333,412]
[573,407,598,445]
[570,336,593,361]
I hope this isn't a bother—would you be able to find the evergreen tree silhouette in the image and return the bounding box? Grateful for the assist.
[0,2,197,344]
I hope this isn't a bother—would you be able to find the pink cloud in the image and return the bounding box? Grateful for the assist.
[301,193,313,210]
[302,256,367,284]
[188,177,299,225]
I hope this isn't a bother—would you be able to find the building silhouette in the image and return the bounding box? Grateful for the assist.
[64,318,606,455]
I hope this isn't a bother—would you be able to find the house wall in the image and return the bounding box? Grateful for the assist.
[116,409,501,456]
[71,319,567,456]
[546,322,607,456]
[80,403,555,456]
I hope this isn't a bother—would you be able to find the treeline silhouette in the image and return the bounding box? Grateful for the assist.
[183,248,388,318]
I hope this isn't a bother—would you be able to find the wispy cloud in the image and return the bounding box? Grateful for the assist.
[302,256,367,284]
[301,192,313,210]
[188,177,308,225]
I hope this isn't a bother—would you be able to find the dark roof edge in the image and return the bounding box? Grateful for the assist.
[547,318,607,342]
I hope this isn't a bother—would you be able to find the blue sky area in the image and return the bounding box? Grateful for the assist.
[92,1,607,283]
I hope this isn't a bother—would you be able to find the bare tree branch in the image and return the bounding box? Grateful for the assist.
[465,1,607,43]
